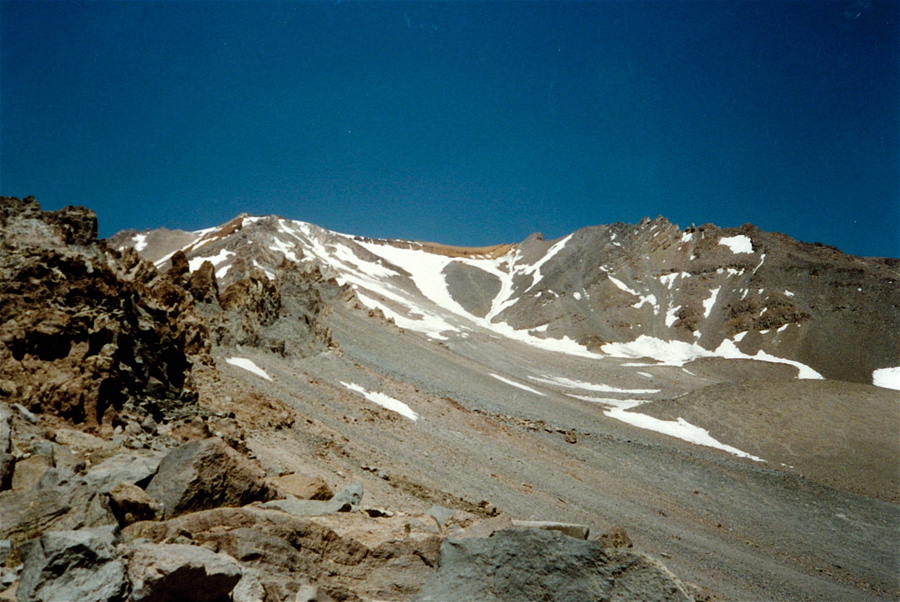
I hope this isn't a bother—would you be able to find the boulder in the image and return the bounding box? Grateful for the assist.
[85,452,162,493]
[10,454,52,492]
[0,468,116,540]
[261,481,362,518]
[271,473,333,501]
[16,525,127,602]
[415,528,692,602]
[107,482,160,526]
[127,541,242,602]
[145,437,277,519]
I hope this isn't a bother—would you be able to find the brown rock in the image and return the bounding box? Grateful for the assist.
[145,437,278,519]
[598,526,633,549]
[107,482,160,526]
[271,473,333,501]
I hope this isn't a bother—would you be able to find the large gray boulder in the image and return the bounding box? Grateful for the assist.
[127,542,243,602]
[415,528,692,602]
[0,468,115,540]
[16,525,127,602]
[145,437,276,519]
[85,452,162,493]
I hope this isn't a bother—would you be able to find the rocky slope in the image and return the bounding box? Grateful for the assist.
[2,196,898,601]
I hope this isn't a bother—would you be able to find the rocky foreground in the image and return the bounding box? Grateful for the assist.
[0,197,699,601]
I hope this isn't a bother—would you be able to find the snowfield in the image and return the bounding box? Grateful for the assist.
[225,357,272,381]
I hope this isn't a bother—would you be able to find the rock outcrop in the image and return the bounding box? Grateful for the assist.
[0,197,204,429]
[416,528,693,602]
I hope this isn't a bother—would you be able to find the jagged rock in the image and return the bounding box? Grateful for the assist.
[0,468,116,540]
[145,437,277,519]
[260,481,362,518]
[415,528,692,602]
[16,525,127,602]
[107,482,160,526]
[124,505,441,601]
[84,452,162,493]
[271,473,333,501]
[0,405,11,453]
[127,541,243,602]
[187,261,220,304]
[0,197,202,430]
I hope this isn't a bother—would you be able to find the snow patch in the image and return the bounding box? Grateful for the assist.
[133,233,148,252]
[719,235,753,254]
[529,374,659,394]
[604,408,764,462]
[225,357,272,381]
[341,382,418,421]
[702,287,721,319]
[601,335,823,379]
[872,367,900,391]
[489,374,546,396]
[188,249,234,272]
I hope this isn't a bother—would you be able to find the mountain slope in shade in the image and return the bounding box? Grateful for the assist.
[110,214,899,386]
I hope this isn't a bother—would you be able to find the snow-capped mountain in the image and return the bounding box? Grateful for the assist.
[110,214,899,387]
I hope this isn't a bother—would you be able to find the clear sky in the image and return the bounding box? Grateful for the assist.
[2,1,897,257]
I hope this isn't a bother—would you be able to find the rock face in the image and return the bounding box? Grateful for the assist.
[16,526,128,602]
[145,437,277,519]
[416,528,692,602]
[0,197,203,429]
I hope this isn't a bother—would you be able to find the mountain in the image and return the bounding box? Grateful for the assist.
[110,213,899,385]
[2,197,898,602]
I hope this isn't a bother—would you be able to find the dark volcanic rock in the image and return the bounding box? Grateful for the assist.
[416,528,692,602]
[0,196,205,429]
[145,437,277,519]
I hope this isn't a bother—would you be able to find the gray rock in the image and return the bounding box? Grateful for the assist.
[415,528,692,602]
[85,452,161,493]
[10,454,52,492]
[0,469,116,540]
[127,542,243,602]
[426,505,457,528]
[16,525,127,602]
[260,481,362,518]
[0,404,11,453]
[511,519,590,540]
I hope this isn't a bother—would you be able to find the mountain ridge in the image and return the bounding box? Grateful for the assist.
[110,213,900,387]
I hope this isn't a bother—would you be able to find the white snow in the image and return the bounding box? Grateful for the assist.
[601,335,823,379]
[133,233,148,252]
[520,234,574,292]
[225,357,272,381]
[529,374,659,394]
[608,276,638,296]
[872,367,900,391]
[665,305,681,327]
[784,290,795,297]
[269,237,299,262]
[489,374,546,396]
[604,408,765,462]
[573,292,582,301]
[341,382,418,420]
[703,287,721,319]
[681,231,693,243]
[188,248,235,272]
[777,324,789,333]
[733,331,747,342]
[719,235,753,254]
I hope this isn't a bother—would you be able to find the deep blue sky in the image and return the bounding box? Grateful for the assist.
[2,1,898,256]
